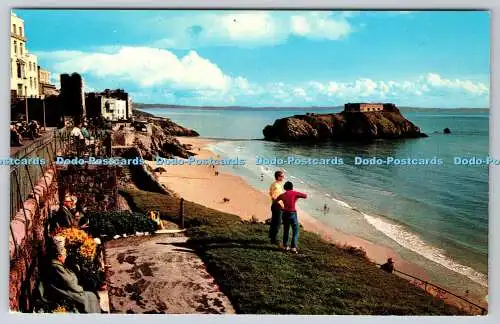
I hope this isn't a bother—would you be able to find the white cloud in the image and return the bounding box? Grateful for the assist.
[425,73,489,95]
[220,13,277,42]
[290,12,352,40]
[43,47,232,92]
[38,47,489,107]
[327,82,340,95]
[293,87,307,97]
[290,16,310,36]
[302,73,488,104]
[152,11,355,48]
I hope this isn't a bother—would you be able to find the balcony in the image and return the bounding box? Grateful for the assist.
[10,32,26,42]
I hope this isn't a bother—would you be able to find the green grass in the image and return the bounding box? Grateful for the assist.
[120,187,465,315]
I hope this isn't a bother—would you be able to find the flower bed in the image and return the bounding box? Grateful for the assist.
[52,227,104,292]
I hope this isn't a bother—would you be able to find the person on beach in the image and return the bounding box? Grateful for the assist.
[275,181,307,253]
[380,258,395,274]
[269,171,285,245]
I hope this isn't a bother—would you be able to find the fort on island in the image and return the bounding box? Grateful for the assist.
[344,102,399,113]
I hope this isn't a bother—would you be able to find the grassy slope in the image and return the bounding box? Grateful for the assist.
[120,187,464,315]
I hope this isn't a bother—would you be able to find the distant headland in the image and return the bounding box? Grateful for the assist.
[134,103,489,113]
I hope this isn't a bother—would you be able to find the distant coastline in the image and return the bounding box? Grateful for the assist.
[134,103,489,113]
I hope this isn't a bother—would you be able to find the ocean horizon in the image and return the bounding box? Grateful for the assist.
[140,107,489,301]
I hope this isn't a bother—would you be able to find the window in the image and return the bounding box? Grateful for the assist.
[30,77,32,88]
[18,84,23,96]
[13,24,16,33]
[17,62,21,78]
[20,44,23,55]
[13,40,17,54]
[19,26,22,36]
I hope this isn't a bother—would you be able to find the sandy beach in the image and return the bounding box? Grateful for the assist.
[145,137,430,280]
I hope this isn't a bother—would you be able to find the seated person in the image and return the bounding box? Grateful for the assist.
[380,258,395,274]
[42,236,101,313]
[10,124,23,146]
[50,196,78,230]
[75,200,89,230]
[28,120,40,138]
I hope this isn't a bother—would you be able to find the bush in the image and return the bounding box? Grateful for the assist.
[87,211,159,238]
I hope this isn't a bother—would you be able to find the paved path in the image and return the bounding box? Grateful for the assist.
[104,234,235,314]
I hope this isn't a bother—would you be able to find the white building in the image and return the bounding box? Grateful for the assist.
[10,11,39,98]
[101,97,128,121]
[38,67,58,96]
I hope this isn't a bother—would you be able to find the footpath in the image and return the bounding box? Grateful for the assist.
[104,232,235,314]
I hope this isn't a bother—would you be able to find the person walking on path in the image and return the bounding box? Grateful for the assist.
[268,171,285,245]
[275,181,307,254]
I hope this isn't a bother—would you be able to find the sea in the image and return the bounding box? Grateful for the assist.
[140,107,489,301]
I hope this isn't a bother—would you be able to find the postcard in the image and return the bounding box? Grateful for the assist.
[8,9,489,315]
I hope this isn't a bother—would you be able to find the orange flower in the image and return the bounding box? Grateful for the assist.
[78,237,97,261]
[56,227,96,262]
[53,306,67,313]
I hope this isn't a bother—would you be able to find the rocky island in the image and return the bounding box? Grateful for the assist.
[263,103,428,142]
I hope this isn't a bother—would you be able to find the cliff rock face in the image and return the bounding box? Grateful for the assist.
[133,109,199,137]
[150,117,200,137]
[263,110,427,142]
[134,124,195,160]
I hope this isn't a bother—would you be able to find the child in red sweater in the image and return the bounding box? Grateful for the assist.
[276,181,307,253]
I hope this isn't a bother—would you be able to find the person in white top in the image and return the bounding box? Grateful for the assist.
[71,124,84,139]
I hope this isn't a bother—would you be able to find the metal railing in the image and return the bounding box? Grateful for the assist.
[55,127,111,158]
[10,131,58,221]
[376,263,487,315]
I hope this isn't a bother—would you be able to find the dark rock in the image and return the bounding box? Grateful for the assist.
[443,128,451,134]
[134,124,195,160]
[149,117,199,137]
[133,109,199,136]
[263,109,427,142]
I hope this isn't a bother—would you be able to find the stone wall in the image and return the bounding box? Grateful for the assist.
[57,165,119,212]
[113,146,172,195]
[9,167,59,311]
[9,161,120,311]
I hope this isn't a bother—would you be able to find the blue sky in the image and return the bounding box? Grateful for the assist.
[16,10,490,107]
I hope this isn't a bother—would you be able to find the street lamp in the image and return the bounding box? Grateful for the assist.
[24,96,28,122]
